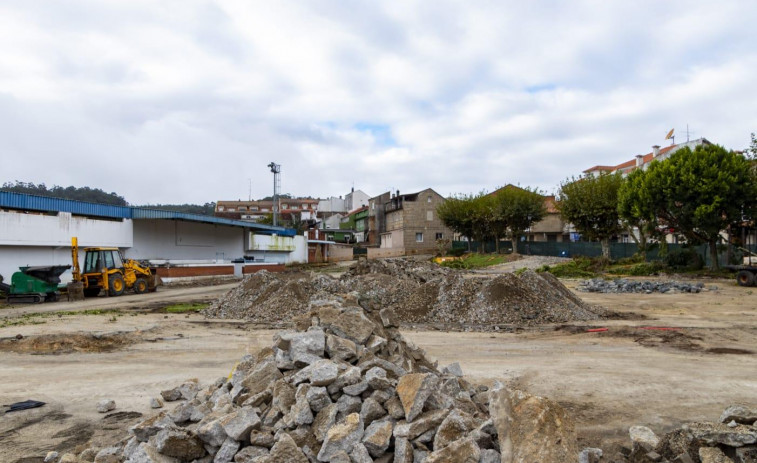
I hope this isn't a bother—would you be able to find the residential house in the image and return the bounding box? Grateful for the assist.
[366,191,391,246]
[340,206,368,243]
[583,138,711,177]
[487,185,570,244]
[215,198,319,224]
[317,188,371,229]
[377,189,452,254]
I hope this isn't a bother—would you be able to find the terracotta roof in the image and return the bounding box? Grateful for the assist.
[582,141,701,174]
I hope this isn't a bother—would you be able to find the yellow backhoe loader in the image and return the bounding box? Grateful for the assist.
[71,237,157,297]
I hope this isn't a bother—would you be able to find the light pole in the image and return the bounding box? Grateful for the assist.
[268,162,281,227]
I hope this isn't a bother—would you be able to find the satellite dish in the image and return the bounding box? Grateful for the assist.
[665,128,675,140]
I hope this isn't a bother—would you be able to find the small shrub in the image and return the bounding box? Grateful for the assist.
[665,248,704,270]
[448,248,466,257]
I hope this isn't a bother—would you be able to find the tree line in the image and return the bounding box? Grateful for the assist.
[438,141,757,270]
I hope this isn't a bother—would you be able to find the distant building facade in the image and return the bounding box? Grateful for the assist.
[376,189,452,253]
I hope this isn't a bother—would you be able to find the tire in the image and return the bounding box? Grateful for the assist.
[108,274,125,296]
[133,278,149,294]
[83,287,101,297]
[736,270,756,287]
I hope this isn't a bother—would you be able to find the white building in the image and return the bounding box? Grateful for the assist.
[0,192,307,283]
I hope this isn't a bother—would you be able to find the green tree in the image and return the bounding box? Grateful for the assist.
[557,173,624,258]
[617,169,657,260]
[437,195,475,251]
[642,144,757,269]
[493,186,547,254]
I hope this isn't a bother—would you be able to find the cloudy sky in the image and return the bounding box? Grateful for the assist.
[1,1,756,205]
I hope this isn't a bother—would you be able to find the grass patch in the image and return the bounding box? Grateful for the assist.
[163,303,207,313]
[439,253,513,270]
[537,257,601,278]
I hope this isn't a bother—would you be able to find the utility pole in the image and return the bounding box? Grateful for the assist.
[268,162,281,227]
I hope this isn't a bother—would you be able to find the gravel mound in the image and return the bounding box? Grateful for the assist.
[205,259,609,329]
[578,278,707,294]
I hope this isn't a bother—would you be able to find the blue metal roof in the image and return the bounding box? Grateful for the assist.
[0,191,131,218]
[132,208,296,236]
[0,191,295,236]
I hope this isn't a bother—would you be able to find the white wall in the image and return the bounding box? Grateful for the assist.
[244,235,307,264]
[0,210,132,247]
[0,210,133,283]
[126,220,244,262]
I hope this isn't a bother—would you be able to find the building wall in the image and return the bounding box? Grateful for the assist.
[127,220,244,263]
[398,189,452,252]
[345,190,370,210]
[328,244,354,262]
[0,210,134,282]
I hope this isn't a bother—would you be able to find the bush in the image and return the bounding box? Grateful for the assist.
[608,261,664,276]
[448,248,467,257]
[440,259,470,270]
[665,248,704,270]
[538,258,598,278]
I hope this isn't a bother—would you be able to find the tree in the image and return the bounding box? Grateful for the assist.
[557,173,624,258]
[437,195,477,251]
[1,181,128,205]
[642,144,757,270]
[617,169,657,260]
[493,186,547,254]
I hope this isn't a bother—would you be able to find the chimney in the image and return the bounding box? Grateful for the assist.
[635,155,643,167]
[652,145,660,157]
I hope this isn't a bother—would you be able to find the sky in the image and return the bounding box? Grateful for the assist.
[1,1,756,205]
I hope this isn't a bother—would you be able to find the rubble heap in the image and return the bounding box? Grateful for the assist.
[578,279,707,294]
[77,298,578,463]
[205,259,609,329]
[611,405,757,463]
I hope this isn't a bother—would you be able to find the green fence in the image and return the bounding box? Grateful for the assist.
[452,240,757,267]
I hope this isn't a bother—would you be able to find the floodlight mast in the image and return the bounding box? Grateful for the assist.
[268,162,281,227]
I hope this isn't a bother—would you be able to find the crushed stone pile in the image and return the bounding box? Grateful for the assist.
[70,299,579,463]
[604,404,757,463]
[204,259,609,329]
[578,278,707,294]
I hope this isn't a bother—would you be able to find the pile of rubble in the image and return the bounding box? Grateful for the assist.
[64,298,580,463]
[204,259,609,329]
[578,279,707,294]
[613,405,757,463]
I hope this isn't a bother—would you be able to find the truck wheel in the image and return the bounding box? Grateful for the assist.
[109,274,125,296]
[736,270,755,287]
[133,278,149,294]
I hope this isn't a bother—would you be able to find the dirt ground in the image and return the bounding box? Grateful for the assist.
[0,274,755,462]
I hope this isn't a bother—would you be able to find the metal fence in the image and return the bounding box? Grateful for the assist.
[452,240,757,267]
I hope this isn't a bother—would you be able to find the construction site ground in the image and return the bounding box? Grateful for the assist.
[1,266,755,461]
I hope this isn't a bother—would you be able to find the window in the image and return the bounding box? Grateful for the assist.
[426,210,433,221]
[427,196,432,203]
[416,232,423,242]
[291,205,299,210]
[239,206,247,211]
[436,233,443,240]
[228,208,236,212]
[282,204,289,209]
[218,206,225,211]
[251,207,259,211]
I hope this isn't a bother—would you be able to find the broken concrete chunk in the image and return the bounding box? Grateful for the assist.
[489,384,578,463]
[317,412,365,461]
[326,334,358,362]
[362,419,394,458]
[220,407,261,442]
[150,397,164,409]
[233,445,269,462]
[358,397,385,427]
[425,436,481,463]
[630,425,661,449]
[291,358,339,386]
[197,417,228,447]
[349,443,374,463]
[267,433,309,462]
[154,427,206,460]
[130,412,174,442]
[330,308,375,344]
[685,422,757,447]
[366,367,392,390]
[96,399,116,413]
[289,328,326,366]
[721,405,757,425]
[242,360,284,398]
[698,446,734,463]
[393,437,414,463]
[441,362,463,377]
[336,394,363,415]
[215,437,241,463]
[305,386,332,412]
[379,308,399,328]
[394,409,450,441]
[578,447,603,463]
[396,373,440,422]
